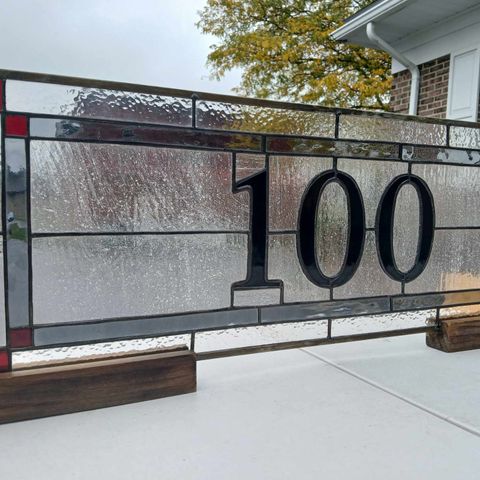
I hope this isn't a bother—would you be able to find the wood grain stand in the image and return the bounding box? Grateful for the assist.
[427,315,480,352]
[0,347,196,424]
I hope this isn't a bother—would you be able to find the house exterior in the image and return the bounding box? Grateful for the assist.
[332,0,480,122]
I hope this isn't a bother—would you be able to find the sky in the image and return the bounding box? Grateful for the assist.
[0,0,242,94]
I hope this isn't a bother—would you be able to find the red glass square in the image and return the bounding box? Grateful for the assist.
[0,350,9,372]
[9,328,33,348]
[5,114,28,137]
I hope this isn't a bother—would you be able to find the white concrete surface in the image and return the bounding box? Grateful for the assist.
[1,334,480,479]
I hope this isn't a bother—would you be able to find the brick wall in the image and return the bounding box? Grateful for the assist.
[390,55,450,118]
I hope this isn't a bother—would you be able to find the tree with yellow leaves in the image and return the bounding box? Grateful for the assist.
[197,0,391,110]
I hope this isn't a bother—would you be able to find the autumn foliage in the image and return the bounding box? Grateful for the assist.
[197,0,391,109]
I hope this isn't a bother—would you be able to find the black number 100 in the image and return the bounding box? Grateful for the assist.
[235,168,435,289]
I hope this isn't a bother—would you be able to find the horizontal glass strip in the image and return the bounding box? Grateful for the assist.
[392,290,480,311]
[267,137,399,159]
[29,118,262,151]
[195,320,328,353]
[260,297,391,323]
[7,80,192,126]
[331,310,434,336]
[34,309,258,346]
[403,145,480,166]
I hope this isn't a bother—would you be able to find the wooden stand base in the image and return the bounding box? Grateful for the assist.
[0,348,196,424]
[426,316,480,352]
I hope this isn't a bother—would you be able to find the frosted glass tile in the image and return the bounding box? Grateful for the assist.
[235,153,265,181]
[195,320,328,352]
[315,181,348,277]
[338,159,407,228]
[269,156,332,231]
[331,310,434,336]
[402,145,480,165]
[406,230,480,293]
[267,137,399,159]
[32,234,248,324]
[233,288,281,307]
[196,101,335,137]
[393,290,480,311]
[413,163,480,227]
[7,80,192,126]
[12,334,191,369]
[450,126,480,149]
[393,183,420,272]
[30,142,249,233]
[268,234,329,303]
[339,114,446,146]
[333,232,400,298]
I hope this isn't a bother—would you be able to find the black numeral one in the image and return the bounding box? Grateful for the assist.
[233,170,280,288]
[297,170,365,287]
[376,174,435,282]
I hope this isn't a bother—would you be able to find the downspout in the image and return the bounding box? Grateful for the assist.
[366,22,419,115]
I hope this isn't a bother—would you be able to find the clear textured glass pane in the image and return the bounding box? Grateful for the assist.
[450,126,480,149]
[333,232,400,298]
[413,163,480,227]
[30,142,249,233]
[233,288,281,307]
[235,153,265,181]
[195,320,328,352]
[315,181,348,277]
[339,114,446,146]
[393,290,480,311]
[406,230,480,293]
[268,234,329,303]
[331,310,434,336]
[402,145,480,165]
[337,159,407,228]
[267,137,399,159]
[196,101,335,137]
[7,80,192,126]
[269,156,332,231]
[12,334,191,369]
[29,118,262,152]
[0,242,5,347]
[5,139,29,328]
[261,297,390,323]
[393,183,420,272]
[32,234,248,324]
[439,303,480,319]
[34,309,257,346]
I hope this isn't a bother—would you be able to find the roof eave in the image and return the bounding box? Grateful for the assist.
[331,0,411,41]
